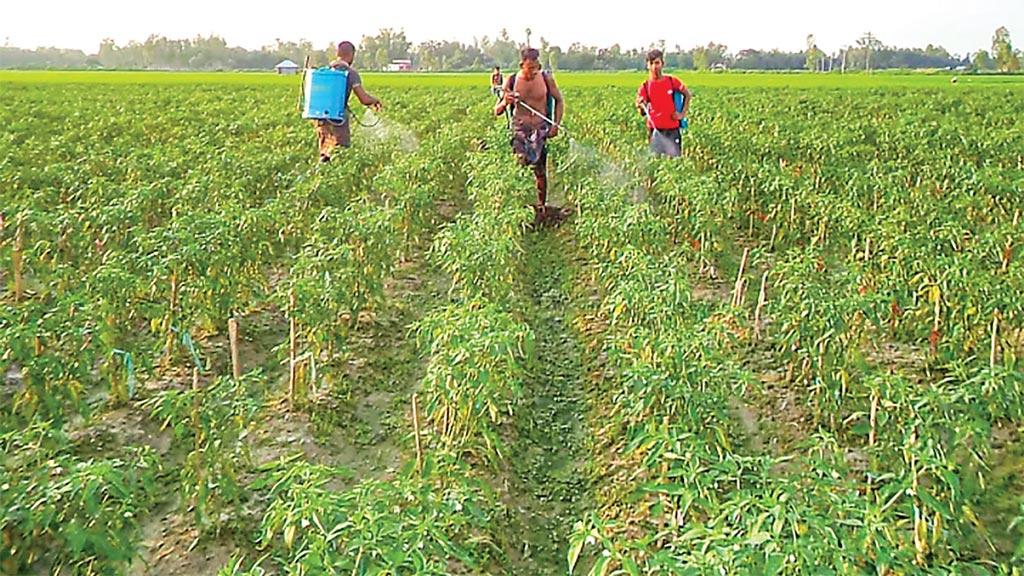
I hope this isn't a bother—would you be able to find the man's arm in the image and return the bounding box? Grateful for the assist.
[495,91,513,116]
[495,79,515,116]
[353,85,382,111]
[678,85,691,119]
[636,83,648,114]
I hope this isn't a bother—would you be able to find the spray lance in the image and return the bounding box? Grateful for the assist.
[499,86,569,136]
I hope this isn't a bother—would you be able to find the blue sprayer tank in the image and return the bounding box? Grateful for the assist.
[674,91,689,131]
[302,67,349,121]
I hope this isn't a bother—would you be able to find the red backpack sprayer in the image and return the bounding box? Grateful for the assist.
[639,82,689,154]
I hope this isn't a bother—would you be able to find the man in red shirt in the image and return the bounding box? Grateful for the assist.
[636,49,690,157]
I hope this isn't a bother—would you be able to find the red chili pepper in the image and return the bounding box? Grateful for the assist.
[890,301,903,318]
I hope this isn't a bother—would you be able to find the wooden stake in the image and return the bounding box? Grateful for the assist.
[868,389,878,448]
[295,359,306,407]
[697,231,706,275]
[814,219,827,247]
[412,393,423,472]
[990,311,999,370]
[288,289,297,410]
[191,368,202,448]
[228,317,241,380]
[732,248,750,307]
[161,272,179,369]
[866,387,879,496]
[0,211,5,290]
[753,271,769,341]
[13,220,24,303]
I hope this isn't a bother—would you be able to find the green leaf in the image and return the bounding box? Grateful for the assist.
[589,555,610,576]
[621,555,642,575]
[567,534,585,573]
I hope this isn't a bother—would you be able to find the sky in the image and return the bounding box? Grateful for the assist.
[2,0,1021,56]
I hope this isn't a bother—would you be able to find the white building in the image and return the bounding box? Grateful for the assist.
[386,59,413,72]
[274,59,300,75]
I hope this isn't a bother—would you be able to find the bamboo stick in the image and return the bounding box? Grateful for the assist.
[412,393,423,472]
[228,317,241,380]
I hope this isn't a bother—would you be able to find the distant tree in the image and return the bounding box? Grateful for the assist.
[992,26,1021,72]
[413,40,486,71]
[548,45,560,71]
[668,45,694,70]
[0,29,999,72]
[693,47,709,70]
[539,37,551,70]
[805,34,825,71]
[734,48,804,70]
[0,46,87,68]
[971,49,996,71]
[358,28,411,70]
[481,29,519,68]
[693,42,728,70]
[97,38,119,68]
[856,32,883,72]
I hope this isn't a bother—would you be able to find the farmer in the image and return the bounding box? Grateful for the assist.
[490,66,504,97]
[494,47,564,209]
[313,41,383,163]
[635,49,690,157]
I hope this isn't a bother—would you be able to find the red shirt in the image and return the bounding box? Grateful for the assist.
[637,75,684,131]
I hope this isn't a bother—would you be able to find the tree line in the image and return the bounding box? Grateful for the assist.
[1,27,1020,72]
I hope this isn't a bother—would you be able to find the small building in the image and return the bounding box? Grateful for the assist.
[274,59,300,75]
[387,59,413,72]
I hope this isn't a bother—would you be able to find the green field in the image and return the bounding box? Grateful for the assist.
[4,69,1024,88]
[2,72,1023,575]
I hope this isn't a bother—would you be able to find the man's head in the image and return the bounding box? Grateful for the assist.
[519,47,541,80]
[337,41,356,64]
[646,49,665,77]
[494,65,501,72]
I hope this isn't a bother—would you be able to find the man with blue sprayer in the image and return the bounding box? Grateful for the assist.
[636,49,690,157]
[313,41,383,163]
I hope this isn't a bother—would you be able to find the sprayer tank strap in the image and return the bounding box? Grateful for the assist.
[640,75,684,130]
[506,70,554,116]
[328,60,361,106]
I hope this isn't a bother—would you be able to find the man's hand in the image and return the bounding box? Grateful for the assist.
[370,99,383,112]
[548,124,559,138]
[504,91,518,106]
